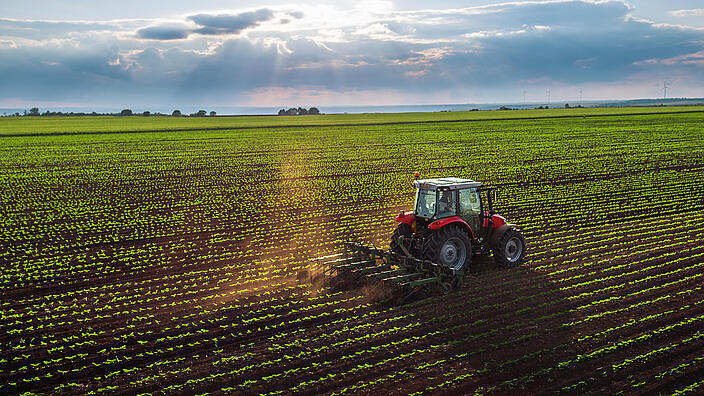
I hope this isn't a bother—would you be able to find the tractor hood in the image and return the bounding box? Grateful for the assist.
[396,211,415,224]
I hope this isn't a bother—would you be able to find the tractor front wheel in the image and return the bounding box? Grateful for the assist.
[493,227,526,267]
[424,225,472,272]
[390,222,412,254]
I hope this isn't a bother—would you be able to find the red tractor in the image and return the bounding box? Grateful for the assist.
[391,176,526,271]
[321,176,526,301]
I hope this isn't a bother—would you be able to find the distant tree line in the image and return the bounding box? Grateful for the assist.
[6,107,218,117]
[277,107,320,116]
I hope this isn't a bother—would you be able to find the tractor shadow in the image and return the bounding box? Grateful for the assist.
[430,261,583,394]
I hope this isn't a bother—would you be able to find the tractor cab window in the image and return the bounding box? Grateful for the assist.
[459,188,481,234]
[436,189,456,218]
[414,188,436,218]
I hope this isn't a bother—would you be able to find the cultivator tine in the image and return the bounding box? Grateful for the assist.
[374,268,405,279]
[354,264,391,275]
[326,256,356,265]
[310,253,344,262]
[383,273,422,284]
[309,253,349,277]
[336,260,376,270]
[403,276,442,288]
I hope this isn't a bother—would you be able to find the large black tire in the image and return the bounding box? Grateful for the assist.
[390,223,413,254]
[424,225,472,272]
[493,227,526,267]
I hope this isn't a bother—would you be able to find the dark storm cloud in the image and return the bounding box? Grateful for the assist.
[330,0,704,90]
[185,39,277,86]
[0,44,132,103]
[189,9,274,35]
[136,8,275,40]
[402,20,703,90]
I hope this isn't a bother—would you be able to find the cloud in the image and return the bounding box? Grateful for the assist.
[668,9,704,17]
[136,23,193,40]
[635,51,704,67]
[1,1,704,107]
[189,9,274,35]
[0,18,123,40]
[136,8,275,40]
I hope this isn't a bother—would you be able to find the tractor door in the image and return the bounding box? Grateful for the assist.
[458,188,482,237]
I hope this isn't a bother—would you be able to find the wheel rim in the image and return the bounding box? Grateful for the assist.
[505,237,523,263]
[439,237,467,270]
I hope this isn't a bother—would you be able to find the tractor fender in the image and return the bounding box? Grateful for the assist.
[490,224,516,250]
[482,213,507,229]
[395,211,415,225]
[428,216,475,240]
[492,214,507,229]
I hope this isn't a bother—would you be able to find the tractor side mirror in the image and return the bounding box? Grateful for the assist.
[486,188,497,215]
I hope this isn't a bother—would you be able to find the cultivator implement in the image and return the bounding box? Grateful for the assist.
[314,242,465,304]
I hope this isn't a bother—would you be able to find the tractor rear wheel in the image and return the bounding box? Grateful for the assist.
[390,223,412,254]
[424,225,472,272]
[493,227,526,267]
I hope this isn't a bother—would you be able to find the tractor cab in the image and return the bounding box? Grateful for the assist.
[412,177,495,237]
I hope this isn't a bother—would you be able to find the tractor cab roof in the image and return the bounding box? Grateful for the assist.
[413,177,483,191]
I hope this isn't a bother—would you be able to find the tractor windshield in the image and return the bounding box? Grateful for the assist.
[414,188,436,218]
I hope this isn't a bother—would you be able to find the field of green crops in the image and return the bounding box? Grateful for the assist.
[2,107,704,395]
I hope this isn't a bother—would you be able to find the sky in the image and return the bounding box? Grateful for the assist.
[1,0,703,109]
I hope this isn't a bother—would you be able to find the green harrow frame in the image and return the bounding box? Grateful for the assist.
[316,242,465,304]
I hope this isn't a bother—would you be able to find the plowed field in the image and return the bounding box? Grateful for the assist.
[2,108,704,395]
